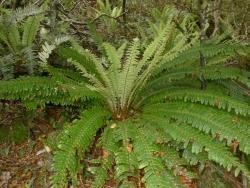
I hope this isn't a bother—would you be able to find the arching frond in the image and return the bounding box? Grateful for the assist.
[140,114,250,178]
[143,102,250,154]
[139,85,250,116]
[151,42,243,77]
[52,107,110,187]
[148,65,250,89]
[0,76,101,108]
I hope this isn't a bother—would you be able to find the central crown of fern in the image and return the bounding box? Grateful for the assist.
[0,9,250,188]
[60,20,196,120]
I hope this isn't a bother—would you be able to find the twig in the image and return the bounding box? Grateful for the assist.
[91,11,128,24]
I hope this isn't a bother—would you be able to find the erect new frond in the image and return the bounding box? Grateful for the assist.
[52,107,110,187]
[22,16,42,47]
[102,42,123,104]
[120,38,140,109]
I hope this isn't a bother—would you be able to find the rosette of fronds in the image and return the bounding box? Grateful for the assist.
[0,13,250,188]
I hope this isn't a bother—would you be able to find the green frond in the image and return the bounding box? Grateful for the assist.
[138,25,168,66]
[0,76,60,101]
[100,124,119,154]
[110,121,138,183]
[140,85,250,116]
[70,39,109,84]
[148,65,250,89]
[89,125,118,188]
[0,76,101,108]
[161,146,188,170]
[182,145,208,166]
[58,47,102,81]
[7,25,21,53]
[89,165,110,188]
[151,42,243,77]
[119,180,137,188]
[120,38,140,107]
[140,114,250,178]
[114,147,138,182]
[47,66,87,83]
[143,102,250,154]
[130,25,175,105]
[52,107,110,187]
[103,42,121,70]
[161,146,197,180]
[88,157,113,188]
[86,21,104,52]
[134,126,182,188]
[102,42,122,99]
[22,16,42,47]
[112,121,137,142]
[117,42,128,60]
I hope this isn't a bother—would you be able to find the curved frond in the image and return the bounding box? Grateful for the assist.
[58,47,102,81]
[52,107,110,187]
[0,76,101,108]
[148,66,250,89]
[152,42,243,76]
[143,102,250,154]
[140,86,250,116]
[140,114,250,178]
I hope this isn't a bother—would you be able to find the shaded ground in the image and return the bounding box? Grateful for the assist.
[0,139,118,188]
[0,140,52,188]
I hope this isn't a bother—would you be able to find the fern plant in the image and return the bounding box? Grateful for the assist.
[0,4,43,79]
[0,15,250,187]
[94,0,122,31]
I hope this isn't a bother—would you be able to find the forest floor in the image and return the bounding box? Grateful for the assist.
[0,125,116,188]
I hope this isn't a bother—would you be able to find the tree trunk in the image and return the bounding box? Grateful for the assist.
[122,0,126,23]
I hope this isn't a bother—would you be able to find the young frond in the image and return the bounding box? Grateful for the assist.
[22,16,42,47]
[120,38,140,108]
